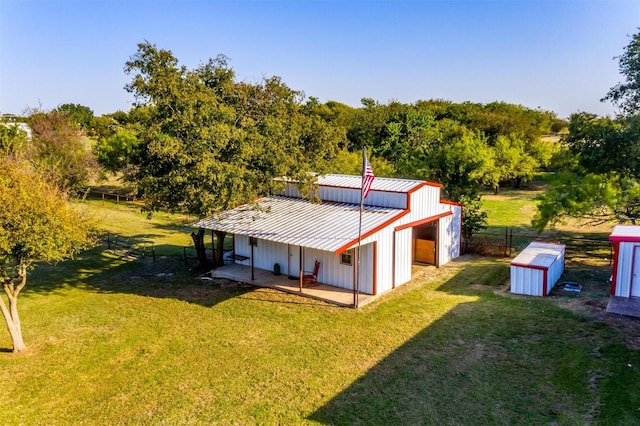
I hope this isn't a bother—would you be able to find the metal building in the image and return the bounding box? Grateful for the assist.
[193,174,462,299]
[609,225,640,298]
[510,242,565,296]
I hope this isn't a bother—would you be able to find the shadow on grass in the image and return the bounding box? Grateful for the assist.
[308,258,640,425]
[24,243,254,309]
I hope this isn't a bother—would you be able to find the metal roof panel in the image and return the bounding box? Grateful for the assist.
[317,174,426,193]
[192,196,404,252]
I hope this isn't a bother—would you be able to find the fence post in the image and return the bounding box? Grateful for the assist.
[152,246,156,263]
[509,229,513,256]
[184,247,188,266]
[107,232,111,249]
[504,227,508,257]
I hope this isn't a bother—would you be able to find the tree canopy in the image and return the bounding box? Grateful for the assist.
[602,29,640,115]
[93,42,562,242]
[534,30,640,231]
[108,42,344,264]
[0,159,95,351]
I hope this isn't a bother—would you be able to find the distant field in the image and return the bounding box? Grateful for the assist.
[481,176,612,239]
[1,181,639,424]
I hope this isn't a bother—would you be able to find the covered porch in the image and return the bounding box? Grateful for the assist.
[206,263,377,307]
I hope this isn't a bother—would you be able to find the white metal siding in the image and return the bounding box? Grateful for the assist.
[614,242,637,297]
[394,228,413,287]
[233,237,289,273]
[547,250,565,293]
[234,235,250,258]
[510,266,544,296]
[510,242,565,296]
[372,228,394,294]
[318,185,408,209]
[302,248,350,292]
[438,206,461,265]
[316,174,424,192]
[233,240,366,293]
[401,185,442,224]
[282,185,301,198]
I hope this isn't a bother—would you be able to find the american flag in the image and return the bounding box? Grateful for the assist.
[362,157,375,198]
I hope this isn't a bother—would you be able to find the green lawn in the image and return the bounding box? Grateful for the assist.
[1,191,639,424]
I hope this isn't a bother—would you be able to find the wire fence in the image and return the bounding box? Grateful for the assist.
[463,228,612,264]
[101,232,156,262]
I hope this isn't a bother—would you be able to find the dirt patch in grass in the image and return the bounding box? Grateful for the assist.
[547,269,640,350]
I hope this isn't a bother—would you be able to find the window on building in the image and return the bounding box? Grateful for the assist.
[341,249,353,265]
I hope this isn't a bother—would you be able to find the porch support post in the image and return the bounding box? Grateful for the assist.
[353,247,358,307]
[250,240,255,280]
[299,246,303,292]
[211,230,215,267]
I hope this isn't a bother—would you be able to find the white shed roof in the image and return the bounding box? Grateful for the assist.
[511,242,565,268]
[610,225,640,241]
[192,196,404,253]
[316,174,430,193]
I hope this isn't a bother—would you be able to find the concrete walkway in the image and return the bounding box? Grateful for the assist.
[607,296,640,318]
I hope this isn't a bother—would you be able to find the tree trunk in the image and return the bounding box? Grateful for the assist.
[494,185,500,195]
[514,177,522,188]
[190,228,209,268]
[0,262,28,352]
[214,231,227,267]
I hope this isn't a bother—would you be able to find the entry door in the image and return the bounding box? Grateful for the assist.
[415,239,436,264]
[288,245,300,278]
[632,246,640,298]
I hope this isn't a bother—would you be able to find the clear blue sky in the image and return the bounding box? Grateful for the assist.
[1,0,638,118]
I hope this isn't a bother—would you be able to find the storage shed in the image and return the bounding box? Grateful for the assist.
[609,225,640,298]
[510,242,565,296]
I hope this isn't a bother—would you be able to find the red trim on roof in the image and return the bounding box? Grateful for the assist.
[336,186,414,255]
[510,262,549,271]
[440,200,462,206]
[318,184,414,195]
[407,182,431,194]
[611,241,620,295]
[335,181,455,254]
[335,209,412,255]
[609,235,640,243]
[394,211,452,231]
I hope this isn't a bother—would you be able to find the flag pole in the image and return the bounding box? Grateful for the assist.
[356,147,366,308]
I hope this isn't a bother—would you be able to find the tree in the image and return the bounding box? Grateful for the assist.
[56,103,95,131]
[0,159,95,352]
[602,29,640,115]
[0,123,29,159]
[120,42,341,266]
[533,113,640,230]
[28,109,99,195]
[95,129,140,174]
[485,134,543,193]
[550,118,569,134]
[324,148,395,176]
[534,31,640,231]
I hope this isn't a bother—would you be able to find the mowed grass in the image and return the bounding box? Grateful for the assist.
[1,191,640,424]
